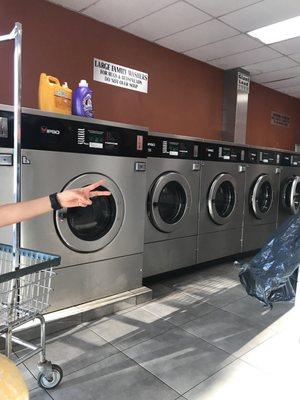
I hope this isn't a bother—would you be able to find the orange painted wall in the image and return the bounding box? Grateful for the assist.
[247,82,300,150]
[0,0,300,148]
[0,0,223,139]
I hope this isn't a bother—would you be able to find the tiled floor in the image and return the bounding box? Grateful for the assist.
[15,258,299,399]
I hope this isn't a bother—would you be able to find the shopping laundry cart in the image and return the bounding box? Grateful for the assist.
[0,23,63,389]
[0,244,63,389]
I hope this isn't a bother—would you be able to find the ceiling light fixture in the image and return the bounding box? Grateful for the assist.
[248,15,300,44]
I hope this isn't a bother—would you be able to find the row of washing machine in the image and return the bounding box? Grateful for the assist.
[144,133,300,277]
[1,106,300,311]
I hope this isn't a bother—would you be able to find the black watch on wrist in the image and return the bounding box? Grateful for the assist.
[49,193,63,211]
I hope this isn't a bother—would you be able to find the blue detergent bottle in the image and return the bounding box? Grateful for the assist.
[72,79,94,118]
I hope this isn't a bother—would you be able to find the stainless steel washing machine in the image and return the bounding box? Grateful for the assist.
[242,147,281,253]
[0,106,148,311]
[277,151,300,227]
[197,141,246,263]
[143,133,201,278]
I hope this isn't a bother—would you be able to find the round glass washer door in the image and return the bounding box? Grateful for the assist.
[208,173,237,225]
[148,172,191,233]
[281,176,300,215]
[250,174,273,219]
[55,173,124,252]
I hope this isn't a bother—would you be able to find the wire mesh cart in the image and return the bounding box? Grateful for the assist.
[0,23,63,389]
[0,244,63,389]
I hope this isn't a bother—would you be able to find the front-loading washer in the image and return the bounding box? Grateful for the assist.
[277,151,300,227]
[242,147,281,253]
[197,141,246,263]
[0,106,148,311]
[143,132,201,278]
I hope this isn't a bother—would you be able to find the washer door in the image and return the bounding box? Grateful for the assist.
[250,174,273,219]
[282,176,300,215]
[55,173,124,252]
[148,172,191,233]
[208,173,237,225]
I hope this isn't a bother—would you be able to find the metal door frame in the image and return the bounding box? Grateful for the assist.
[282,175,300,215]
[55,173,124,252]
[207,173,237,225]
[148,171,191,233]
[251,174,273,219]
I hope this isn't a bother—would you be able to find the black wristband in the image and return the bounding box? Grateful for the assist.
[49,193,62,210]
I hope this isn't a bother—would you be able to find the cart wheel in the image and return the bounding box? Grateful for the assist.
[38,364,63,389]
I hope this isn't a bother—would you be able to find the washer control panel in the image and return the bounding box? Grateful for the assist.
[147,135,200,160]
[245,148,280,165]
[259,150,280,165]
[280,153,300,167]
[1,109,148,158]
[203,143,244,162]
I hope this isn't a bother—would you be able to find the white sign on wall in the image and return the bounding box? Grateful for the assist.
[93,58,148,93]
[271,111,291,127]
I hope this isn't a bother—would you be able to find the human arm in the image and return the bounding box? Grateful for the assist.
[0,180,110,228]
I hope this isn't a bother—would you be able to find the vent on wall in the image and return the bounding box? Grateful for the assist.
[221,68,250,144]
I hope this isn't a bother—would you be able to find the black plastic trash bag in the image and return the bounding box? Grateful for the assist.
[238,214,300,307]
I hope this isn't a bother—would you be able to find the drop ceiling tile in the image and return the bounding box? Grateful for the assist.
[277,87,300,99]
[123,1,211,41]
[185,0,261,17]
[156,19,239,53]
[207,60,235,70]
[279,84,300,95]
[184,34,262,61]
[265,75,300,89]
[244,57,298,75]
[208,46,280,70]
[251,66,300,83]
[270,37,300,55]
[48,0,96,11]
[83,0,176,28]
[290,53,300,62]
[220,0,300,33]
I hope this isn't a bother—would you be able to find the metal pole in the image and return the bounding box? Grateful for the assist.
[12,22,22,269]
[0,22,23,264]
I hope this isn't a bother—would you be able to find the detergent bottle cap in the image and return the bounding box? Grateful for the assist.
[79,79,88,87]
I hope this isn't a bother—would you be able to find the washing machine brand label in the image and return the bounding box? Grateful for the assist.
[40,126,60,135]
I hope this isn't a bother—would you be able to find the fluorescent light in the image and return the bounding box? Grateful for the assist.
[248,15,300,44]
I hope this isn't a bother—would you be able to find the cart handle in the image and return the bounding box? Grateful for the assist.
[0,256,61,284]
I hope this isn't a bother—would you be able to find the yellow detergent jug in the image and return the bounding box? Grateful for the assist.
[38,73,72,114]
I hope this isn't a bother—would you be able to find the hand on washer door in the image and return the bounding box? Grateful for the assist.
[57,179,111,208]
[0,180,111,228]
